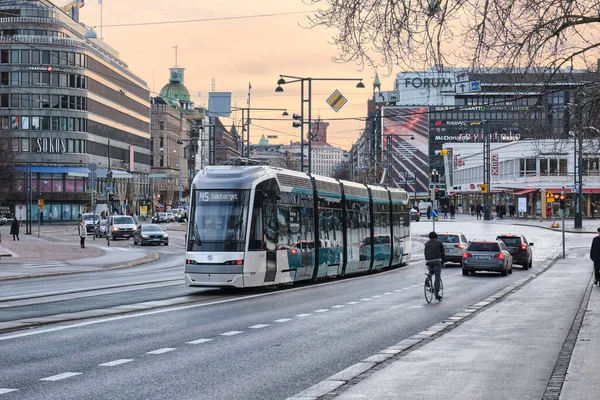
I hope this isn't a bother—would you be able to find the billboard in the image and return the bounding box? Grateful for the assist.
[382,107,430,195]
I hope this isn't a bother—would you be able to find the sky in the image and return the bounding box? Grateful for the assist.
[69,0,392,150]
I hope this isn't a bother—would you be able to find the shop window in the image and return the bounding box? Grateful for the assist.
[65,180,75,192]
[52,180,63,192]
[39,179,52,193]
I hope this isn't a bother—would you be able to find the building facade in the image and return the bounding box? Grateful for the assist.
[0,0,151,220]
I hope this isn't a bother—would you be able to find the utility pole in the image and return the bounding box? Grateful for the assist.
[483,121,491,220]
[387,135,392,187]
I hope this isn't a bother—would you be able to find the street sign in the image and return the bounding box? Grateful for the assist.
[326,90,348,112]
[431,210,438,218]
[87,163,97,172]
[470,81,481,92]
[38,199,44,207]
[546,190,555,201]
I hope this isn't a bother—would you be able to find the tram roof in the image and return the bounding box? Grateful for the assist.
[192,165,275,190]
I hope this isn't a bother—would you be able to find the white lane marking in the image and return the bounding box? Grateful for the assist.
[147,348,176,355]
[372,295,382,298]
[383,292,393,295]
[360,298,372,301]
[220,331,243,336]
[346,301,358,305]
[314,309,329,313]
[0,389,18,394]
[40,372,82,381]
[249,324,269,329]
[394,289,402,292]
[0,266,410,342]
[295,314,311,318]
[187,338,213,344]
[274,318,292,323]
[331,305,345,309]
[99,359,133,367]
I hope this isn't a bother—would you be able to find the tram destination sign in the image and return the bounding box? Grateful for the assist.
[198,191,239,202]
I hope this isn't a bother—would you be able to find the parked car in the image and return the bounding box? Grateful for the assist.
[496,234,534,269]
[410,208,420,222]
[133,224,169,246]
[94,219,108,238]
[107,215,136,240]
[152,212,167,223]
[0,215,7,226]
[177,208,187,222]
[462,240,513,276]
[165,210,176,222]
[81,213,101,234]
[437,232,469,265]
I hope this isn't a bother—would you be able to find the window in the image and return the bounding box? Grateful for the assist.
[21,94,30,108]
[51,51,59,65]
[61,95,68,109]
[0,50,8,63]
[51,73,59,86]
[68,117,74,131]
[69,96,75,110]
[60,117,67,131]
[60,51,67,65]
[21,138,29,152]
[0,94,7,107]
[560,159,567,174]
[41,94,50,108]
[10,94,19,108]
[31,50,40,64]
[51,116,59,131]
[10,71,19,85]
[0,72,8,85]
[60,73,67,87]
[159,121,165,130]
[31,116,40,130]
[21,50,29,63]
[540,159,548,175]
[41,50,50,64]
[1,116,8,130]
[11,116,19,130]
[41,116,49,130]
[67,52,75,66]
[11,50,19,63]
[11,138,19,151]
[32,72,40,85]
[41,72,50,85]
[21,71,30,85]
[21,116,30,130]
[51,95,59,109]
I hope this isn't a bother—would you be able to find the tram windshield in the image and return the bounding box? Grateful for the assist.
[188,189,250,252]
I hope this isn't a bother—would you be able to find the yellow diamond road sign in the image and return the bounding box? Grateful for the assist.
[546,190,555,201]
[326,90,347,112]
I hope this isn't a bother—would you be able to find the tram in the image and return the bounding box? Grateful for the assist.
[185,165,411,288]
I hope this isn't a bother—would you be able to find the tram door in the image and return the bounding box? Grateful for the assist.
[263,192,278,282]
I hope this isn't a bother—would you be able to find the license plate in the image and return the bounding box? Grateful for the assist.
[476,255,490,260]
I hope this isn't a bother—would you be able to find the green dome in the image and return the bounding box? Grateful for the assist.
[159,82,190,103]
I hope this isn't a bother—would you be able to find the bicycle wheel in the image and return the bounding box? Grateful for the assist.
[424,275,433,303]
[437,278,444,301]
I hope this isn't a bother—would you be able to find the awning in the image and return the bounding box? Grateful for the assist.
[513,188,538,195]
[16,166,133,179]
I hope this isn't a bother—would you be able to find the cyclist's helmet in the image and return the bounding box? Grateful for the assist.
[428,231,438,239]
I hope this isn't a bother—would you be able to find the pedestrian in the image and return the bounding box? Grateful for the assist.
[427,205,432,219]
[470,204,475,216]
[546,204,552,219]
[78,219,87,248]
[443,205,448,219]
[589,228,600,286]
[476,204,482,220]
[48,212,52,224]
[10,217,20,241]
[40,211,44,225]
[450,204,456,219]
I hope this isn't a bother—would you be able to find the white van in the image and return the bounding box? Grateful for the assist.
[107,215,136,240]
[418,202,432,215]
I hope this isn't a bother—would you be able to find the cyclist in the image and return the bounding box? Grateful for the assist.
[424,231,446,301]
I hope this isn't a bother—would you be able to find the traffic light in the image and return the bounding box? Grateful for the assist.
[438,189,446,199]
[108,193,114,202]
[434,189,440,200]
[481,183,489,194]
[292,113,302,128]
[559,195,566,210]
[157,194,161,201]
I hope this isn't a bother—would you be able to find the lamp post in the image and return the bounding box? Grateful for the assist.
[275,75,365,174]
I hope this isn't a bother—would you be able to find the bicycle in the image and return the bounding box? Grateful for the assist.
[424,264,444,303]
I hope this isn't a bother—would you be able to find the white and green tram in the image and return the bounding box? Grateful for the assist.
[185,165,411,288]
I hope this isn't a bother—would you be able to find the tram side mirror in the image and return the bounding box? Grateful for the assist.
[529,243,534,246]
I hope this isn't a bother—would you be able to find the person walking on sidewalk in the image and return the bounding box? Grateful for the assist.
[424,231,446,301]
[450,204,455,219]
[78,219,87,248]
[590,228,600,286]
[10,218,19,241]
[476,204,482,219]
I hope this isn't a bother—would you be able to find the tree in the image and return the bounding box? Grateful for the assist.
[306,0,600,74]
[0,136,18,202]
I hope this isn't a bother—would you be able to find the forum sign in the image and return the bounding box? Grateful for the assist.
[395,71,456,106]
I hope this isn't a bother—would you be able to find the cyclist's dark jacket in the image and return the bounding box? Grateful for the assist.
[590,236,600,260]
[424,239,446,262]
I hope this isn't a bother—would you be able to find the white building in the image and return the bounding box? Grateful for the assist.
[310,143,345,177]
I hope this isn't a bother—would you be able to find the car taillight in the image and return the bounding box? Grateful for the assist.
[521,244,527,251]
[462,252,472,258]
[454,244,464,249]
[417,212,421,216]
[290,248,298,255]
[235,259,243,265]
[494,253,505,259]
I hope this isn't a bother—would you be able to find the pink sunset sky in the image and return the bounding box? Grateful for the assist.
[69,0,391,150]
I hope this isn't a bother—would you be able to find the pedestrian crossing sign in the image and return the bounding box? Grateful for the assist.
[546,190,555,201]
[326,90,348,112]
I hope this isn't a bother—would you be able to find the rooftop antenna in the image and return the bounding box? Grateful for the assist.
[173,45,178,68]
[99,0,103,39]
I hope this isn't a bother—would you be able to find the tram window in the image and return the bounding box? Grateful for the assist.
[249,191,264,250]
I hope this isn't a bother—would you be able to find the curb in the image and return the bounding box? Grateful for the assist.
[0,251,160,282]
[505,222,596,234]
[287,255,562,400]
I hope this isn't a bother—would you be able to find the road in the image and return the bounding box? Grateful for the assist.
[0,219,566,399]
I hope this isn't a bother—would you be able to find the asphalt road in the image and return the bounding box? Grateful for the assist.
[0,220,564,399]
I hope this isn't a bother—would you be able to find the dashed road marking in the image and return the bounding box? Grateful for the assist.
[220,331,243,336]
[372,295,383,298]
[40,372,82,381]
[331,305,345,309]
[187,338,213,344]
[383,292,393,295]
[99,359,133,367]
[314,309,329,313]
[274,319,292,323]
[346,301,358,305]
[360,298,372,301]
[249,324,269,329]
[0,389,17,394]
[147,348,176,355]
[296,314,311,317]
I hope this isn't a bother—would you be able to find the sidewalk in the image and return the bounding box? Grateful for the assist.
[290,256,599,399]
[0,227,157,280]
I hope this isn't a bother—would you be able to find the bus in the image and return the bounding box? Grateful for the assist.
[185,165,411,288]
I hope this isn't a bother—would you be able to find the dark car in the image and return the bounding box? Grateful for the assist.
[496,234,533,269]
[410,208,420,222]
[133,224,169,246]
[462,240,513,276]
[152,212,167,224]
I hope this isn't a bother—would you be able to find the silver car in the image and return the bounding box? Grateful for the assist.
[437,232,469,265]
[462,240,513,276]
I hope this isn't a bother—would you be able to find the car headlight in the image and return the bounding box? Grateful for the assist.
[112,227,119,232]
[163,233,168,237]
[142,234,149,238]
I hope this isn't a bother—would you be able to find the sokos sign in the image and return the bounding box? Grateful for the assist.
[36,138,67,153]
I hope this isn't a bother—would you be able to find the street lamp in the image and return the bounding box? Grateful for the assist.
[275,74,365,174]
